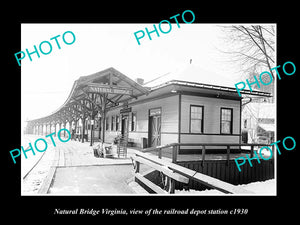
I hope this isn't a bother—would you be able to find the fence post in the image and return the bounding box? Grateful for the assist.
[201,145,206,166]
[135,160,140,173]
[169,179,175,194]
[226,145,230,166]
[157,148,162,159]
[250,145,254,158]
[172,145,178,163]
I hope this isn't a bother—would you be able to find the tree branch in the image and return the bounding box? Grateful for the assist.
[242,26,275,64]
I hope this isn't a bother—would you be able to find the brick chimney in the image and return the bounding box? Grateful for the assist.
[135,78,144,85]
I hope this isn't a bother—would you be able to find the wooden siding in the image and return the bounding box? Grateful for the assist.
[181,95,241,135]
[104,95,179,146]
[179,135,240,153]
[176,159,274,190]
[180,95,241,150]
[180,134,240,144]
[103,93,242,148]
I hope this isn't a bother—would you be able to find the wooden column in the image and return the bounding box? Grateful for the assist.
[82,117,85,143]
[74,119,78,138]
[250,145,254,158]
[201,145,206,166]
[226,145,230,166]
[69,120,73,140]
[101,95,107,143]
[172,145,178,163]
[90,117,93,146]
[63,121,66,137]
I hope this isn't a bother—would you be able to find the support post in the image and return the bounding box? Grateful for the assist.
[90,118,94,146]
[59,122,61,133]
[101,95,107,144]
[82,117,85,143]
[226,145,230,166]
[169,179,176,194]
[158,148,162,159]
[69,120,73,139]
[74,119,78,140]
[201,145,206,166]
[45,124,48,135]
[250,145,254,158]
[172,145,178,163]
[134,160,140,183]
[63,122,66,137]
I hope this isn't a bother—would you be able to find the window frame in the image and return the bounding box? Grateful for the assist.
[131,112,137,132]
[220,107,233,134]
[189,105,204,133]
[111,115,115,131]
[116,115,120,131]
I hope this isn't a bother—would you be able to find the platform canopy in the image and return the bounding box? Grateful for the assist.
[27,67,149,126]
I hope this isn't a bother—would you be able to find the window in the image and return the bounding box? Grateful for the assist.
[131,113,137,131]
[111,116,115,131]
[190,105,203,133]
[221,108,233,134]
[116,115,120,131]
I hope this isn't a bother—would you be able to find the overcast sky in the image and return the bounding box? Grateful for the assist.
[21,23,262,130]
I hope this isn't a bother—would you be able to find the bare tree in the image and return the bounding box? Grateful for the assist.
[220,25,275,78]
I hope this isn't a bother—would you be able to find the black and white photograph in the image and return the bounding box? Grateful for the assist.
[4,4,298,220]
[20,23,276,196]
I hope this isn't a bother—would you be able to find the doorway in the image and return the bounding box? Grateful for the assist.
[148,108,161,147]
[121,114,129,138]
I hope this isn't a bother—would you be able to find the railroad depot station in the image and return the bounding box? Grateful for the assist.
[24,66,275,194]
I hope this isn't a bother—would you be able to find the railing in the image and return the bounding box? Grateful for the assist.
[142,142,273,165]
[132,151,189,194]
[131,142,261,194]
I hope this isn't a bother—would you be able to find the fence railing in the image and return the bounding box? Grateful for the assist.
[141,142,273,165]
[132,151,189,194]
[131,143,258,194]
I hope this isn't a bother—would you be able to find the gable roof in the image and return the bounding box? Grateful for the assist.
[146,64,271,97]
[145,64,235,88]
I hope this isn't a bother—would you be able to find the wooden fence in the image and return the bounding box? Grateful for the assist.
[132,149,254,194]
[135,142,275,191]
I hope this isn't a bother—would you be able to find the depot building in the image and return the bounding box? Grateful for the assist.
[25,66,271,154]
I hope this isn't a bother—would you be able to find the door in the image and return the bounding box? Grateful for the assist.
[149,108,161,147]
[121,115,129,137]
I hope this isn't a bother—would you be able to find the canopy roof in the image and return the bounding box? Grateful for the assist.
[28,67,149,124]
